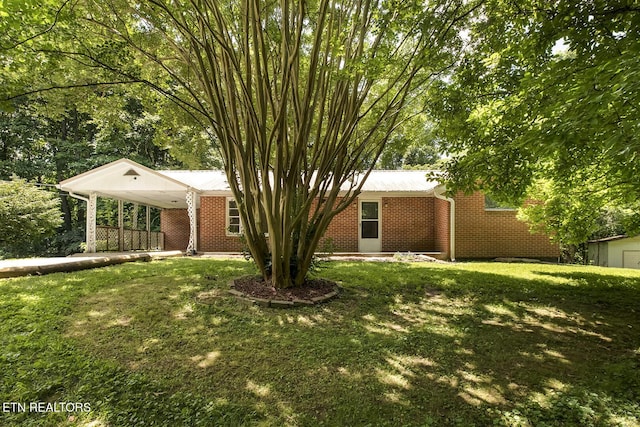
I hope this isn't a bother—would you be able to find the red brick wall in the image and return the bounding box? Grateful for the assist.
[162,195,440,255]
[434,198,450,258]
[381,197,434,252]
[198,196,243,252]
[162,192,558,258]
[161,209,190,251]
[316,199,359,252]
[454,192,559,259]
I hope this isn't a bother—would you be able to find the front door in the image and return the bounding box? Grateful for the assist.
[359,200,381,252]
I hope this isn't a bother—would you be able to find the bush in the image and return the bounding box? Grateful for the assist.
[0,177,62,258]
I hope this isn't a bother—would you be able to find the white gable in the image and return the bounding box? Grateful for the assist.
[59,159,193,209]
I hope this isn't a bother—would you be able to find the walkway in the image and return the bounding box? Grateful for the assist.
[0,251,183,279]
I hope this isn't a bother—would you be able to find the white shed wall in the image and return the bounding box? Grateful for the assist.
[607,236,640,269]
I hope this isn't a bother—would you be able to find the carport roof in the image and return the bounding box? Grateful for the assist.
[58,159,198,209]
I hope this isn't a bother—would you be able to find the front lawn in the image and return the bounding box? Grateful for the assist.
[1,259,639,426]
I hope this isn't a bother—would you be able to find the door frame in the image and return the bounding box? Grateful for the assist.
[358,198,382,252]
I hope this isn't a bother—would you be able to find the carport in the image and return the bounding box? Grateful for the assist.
[57,159,200,253]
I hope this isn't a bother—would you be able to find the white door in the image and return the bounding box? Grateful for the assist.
[359,200,381,252]
[623,251,640,269]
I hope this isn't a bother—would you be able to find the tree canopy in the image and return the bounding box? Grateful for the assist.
[430,0,640,247]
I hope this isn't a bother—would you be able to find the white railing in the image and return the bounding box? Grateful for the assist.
[95,226,164,251]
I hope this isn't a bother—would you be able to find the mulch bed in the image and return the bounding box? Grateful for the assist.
[230,275,339,306]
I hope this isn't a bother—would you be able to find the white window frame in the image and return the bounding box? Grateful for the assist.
[226,197,243,236]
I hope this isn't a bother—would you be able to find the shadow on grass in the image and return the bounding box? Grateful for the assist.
[2,259,640,426]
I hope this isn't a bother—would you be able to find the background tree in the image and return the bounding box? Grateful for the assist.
[0,177,63,258]
[429,0,640,252]
[5,0,479,287]
[378,113,441,170]
[1,0,214,256]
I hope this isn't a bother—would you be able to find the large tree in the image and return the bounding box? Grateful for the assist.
[3,0,478,287]
[429,0,640,247]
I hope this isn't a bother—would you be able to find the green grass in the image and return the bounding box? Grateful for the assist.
[1,259,639,426]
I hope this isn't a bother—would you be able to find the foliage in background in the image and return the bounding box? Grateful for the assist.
[377,114,442,170]
[518,178,640,262]
[0,177,62,258]
[429,0,640,247]
[0,98,182,256]
[519,179,640,246]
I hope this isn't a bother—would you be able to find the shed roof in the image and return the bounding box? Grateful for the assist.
[588,235,630,243]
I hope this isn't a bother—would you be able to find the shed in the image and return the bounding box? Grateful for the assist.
[587,235,640,269]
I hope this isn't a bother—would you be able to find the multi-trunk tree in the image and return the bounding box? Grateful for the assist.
[4,0,479,287]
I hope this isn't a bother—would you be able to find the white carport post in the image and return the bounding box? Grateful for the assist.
[146,206,151,249]
[86,192,97,253]
[117,199,124,251]
[186,190,198,254]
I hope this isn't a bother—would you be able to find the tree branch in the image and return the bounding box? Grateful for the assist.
[0,0,73,51]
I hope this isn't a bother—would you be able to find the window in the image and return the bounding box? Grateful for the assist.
[360,201,379,239]
[484,195,517,211]
[227,198,242,235]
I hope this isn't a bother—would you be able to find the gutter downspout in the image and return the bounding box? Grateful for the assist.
[63,190,95,253]
[66,191,89,203]
[434,185,456,262]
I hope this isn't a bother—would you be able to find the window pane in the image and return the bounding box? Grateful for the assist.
[361,202,378,220]
[484,195,516,210]
[227,198,242,234]
[361,221,378,239]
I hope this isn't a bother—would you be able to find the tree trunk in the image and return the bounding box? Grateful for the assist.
[60,194,72,231]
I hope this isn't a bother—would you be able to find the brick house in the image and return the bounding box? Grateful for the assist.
[59,158,559,260]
